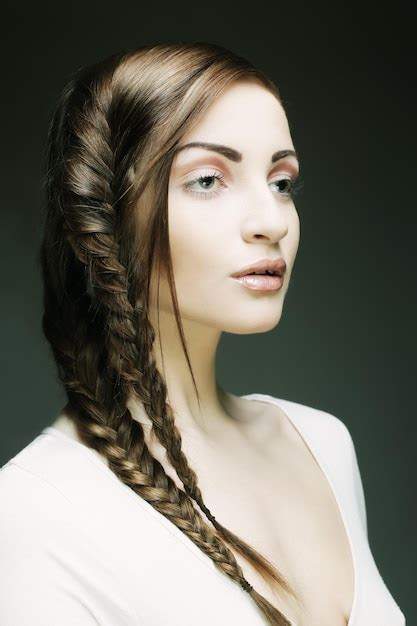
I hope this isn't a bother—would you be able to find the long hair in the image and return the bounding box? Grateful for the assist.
[40,41,301,626]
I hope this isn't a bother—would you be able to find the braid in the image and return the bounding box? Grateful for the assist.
[43,66,264,607]
[40,45,302,626]
[138,332,296,598]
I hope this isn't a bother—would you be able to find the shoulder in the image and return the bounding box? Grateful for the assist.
[0,432,108,558]
[251,392,369,535]
[243,392,363,493]
[0,462,78,597]
[278,394,360,470]
[243,391,353,449]
[282,395,355,448]
[0,460,78,552]
[0,452,137,624]
[0,429,89,522]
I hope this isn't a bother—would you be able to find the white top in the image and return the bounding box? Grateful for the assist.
[0,393,406,626]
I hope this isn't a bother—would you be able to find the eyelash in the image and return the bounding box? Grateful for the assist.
[183,170,303,200]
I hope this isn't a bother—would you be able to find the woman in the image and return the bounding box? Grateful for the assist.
[0,42,405,626]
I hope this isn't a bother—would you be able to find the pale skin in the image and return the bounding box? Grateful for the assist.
[51,81,354,625]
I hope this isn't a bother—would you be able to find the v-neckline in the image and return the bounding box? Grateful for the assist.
[243,393,358,626]
[40,392,358,626]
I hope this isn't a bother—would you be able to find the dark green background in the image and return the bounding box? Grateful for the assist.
[1,0,415,621]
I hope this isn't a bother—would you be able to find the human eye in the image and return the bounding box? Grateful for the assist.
[269,172,303,199]
[182,169,227,199]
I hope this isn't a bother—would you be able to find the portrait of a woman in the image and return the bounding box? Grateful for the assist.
[0,42,406,626]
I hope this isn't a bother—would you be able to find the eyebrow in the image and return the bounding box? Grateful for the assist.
[174,141,299,165]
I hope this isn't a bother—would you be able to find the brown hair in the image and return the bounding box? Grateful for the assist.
[40,41,300,625]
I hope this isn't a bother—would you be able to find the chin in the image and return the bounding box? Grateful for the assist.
[223,313,283,335]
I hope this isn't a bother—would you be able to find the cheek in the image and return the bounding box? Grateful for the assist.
[168,195,225,281]
[172,234,206,275]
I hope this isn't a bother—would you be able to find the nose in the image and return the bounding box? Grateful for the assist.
[241,181,290,241]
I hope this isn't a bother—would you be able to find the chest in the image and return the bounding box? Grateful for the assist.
[189,419,355,626]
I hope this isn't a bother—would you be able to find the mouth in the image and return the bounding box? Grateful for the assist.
[231,257,286,279]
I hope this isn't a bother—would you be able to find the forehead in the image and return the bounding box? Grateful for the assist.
[175,80,294,164]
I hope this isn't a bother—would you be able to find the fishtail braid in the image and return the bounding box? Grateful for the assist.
[40,44,302,626]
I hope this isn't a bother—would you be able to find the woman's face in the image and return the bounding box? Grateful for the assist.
[155,79,300,334]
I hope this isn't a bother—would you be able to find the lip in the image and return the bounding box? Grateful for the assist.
[230,257,286,278]
[232,274,284,292]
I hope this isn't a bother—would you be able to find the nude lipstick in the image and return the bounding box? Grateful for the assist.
[230,257,286,292]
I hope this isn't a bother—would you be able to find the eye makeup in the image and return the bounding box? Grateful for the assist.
[181,168,302,201]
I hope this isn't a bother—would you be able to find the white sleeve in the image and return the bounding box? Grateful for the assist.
[0,463,135,626]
